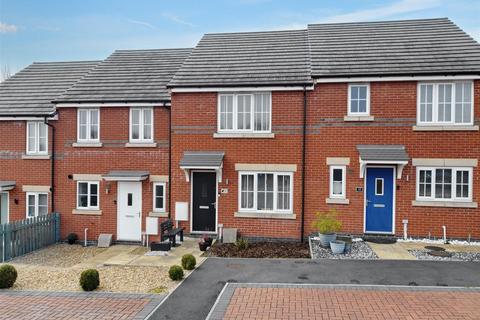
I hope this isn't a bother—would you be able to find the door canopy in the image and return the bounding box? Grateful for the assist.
[357,145,409,179]
[180,151,224,182]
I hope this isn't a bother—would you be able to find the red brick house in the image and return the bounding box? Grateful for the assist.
[1,18,479,242]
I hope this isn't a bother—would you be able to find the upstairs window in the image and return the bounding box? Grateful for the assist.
[348,84,370,116]
[218,93,271,133]
[78,109,99,142]
[416,167,472,202]
[130,108,153,142]
[418,82,473,125]
[26,122,48,155]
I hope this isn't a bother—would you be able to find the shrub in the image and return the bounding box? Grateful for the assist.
[0,264,17,289]
[168,265,184,281]
[311,209,342,234]
[181,254,196,270]
[67,233,78,245]
[235,238,249,250]
[79,269,100,291]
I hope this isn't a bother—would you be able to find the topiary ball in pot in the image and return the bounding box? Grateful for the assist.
[67,233,78,245]
[168,265,184,281]
[79,269,100,291]
[0,264,18,289]
[181,254,196,270]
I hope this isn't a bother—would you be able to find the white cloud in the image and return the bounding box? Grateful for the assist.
[126,19,159,30]
[161,13,197,27]
[322,0,442,23]
[0,22,18,33]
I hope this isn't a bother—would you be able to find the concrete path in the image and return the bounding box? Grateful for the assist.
[208,283,480,320]
[0,291,165,320]
[151,258,480,320]
[368,242,417,259]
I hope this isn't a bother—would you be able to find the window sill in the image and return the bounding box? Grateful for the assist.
[72,142,103,148]
[412,125,479,132]
[149,211,168,218]
[125,142,157,148]
[412,200,478,208]
[22,154,50,160]
[325,198,350,205]
[213,133,275,139]
[72,209,102,215]
[234,211,296,220]
[343,115,374,122]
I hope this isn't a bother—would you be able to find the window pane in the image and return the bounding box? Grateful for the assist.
[358,100,366,113]
[79,195,88,207]
[455,83,472,124]
[333,169,342,182]
[27,122,36,153]
[277,175,291,210]
[435,169,452,199]
[351,87,358,99]
[420,84,433,122]
[78,183,88,195]
[254,93,271,132]
[438,84,452,122]
[237,95,251,130]
[38,194,48,216]
[90,110,99,140]
[27,195,36,217]
[219,95,233,130]
[155,185,164,209]
[351,100,358,113]
[456,170,469,198]
[90,183,98,196]
[38,123,47,152]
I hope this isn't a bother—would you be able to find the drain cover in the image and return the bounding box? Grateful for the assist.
[425,246,446,251]
[428,250,452,257]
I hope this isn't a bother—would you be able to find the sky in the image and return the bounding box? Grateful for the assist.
[1,0,480,76]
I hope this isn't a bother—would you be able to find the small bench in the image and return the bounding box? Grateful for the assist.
[160,219,185,247]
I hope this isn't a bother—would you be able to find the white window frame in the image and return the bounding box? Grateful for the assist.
[153,182,166,213]
[238,171,293,214]
[26,121,48,155]
[77,108,100,143]
[329,165,346,199]
[348,83,370,116]
[26,192,48,218]
[416,167,473,202]
[129,108,154,143]
[417,81,474,126]
[218,92,272,133]
[76,181,100,210]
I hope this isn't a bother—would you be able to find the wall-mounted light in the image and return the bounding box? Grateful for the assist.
[14,198,19,205]
[68,174,73,180]
[105,182,111,194]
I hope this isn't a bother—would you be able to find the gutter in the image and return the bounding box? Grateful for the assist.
[44,114,57,212]
[300,86,307,242]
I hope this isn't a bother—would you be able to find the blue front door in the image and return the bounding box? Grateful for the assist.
[365,167,394,233]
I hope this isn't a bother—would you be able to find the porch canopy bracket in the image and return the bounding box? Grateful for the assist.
[103,170,150,181]
[180,151,225,183]
[0,181,16,191]
[357,145,409,179]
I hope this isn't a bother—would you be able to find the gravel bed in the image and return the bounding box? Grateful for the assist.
[11,243,106,267]
[310,239,378,260]
[208,241,310,258]
[409,249,480,262]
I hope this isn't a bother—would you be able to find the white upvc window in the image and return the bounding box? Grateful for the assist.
[218,92,271,133]
[26,122,48,155]
[416,167,473,202]
[77,181,99,210]
[153,182,166,212]
[77,108,100,142]
[130,108,153,142]
[26,192,48,218]
[348,84,370,116]
[417,82,473,126]
[329,166,346,199]
[238,172,293,213]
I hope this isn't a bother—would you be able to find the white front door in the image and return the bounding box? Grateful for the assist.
[117,182,142,241]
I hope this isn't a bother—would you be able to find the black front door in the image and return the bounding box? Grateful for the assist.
[192,172,216,232]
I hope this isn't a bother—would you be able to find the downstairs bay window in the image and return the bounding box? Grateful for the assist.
[238,172,292,213]
[416,167,472,202]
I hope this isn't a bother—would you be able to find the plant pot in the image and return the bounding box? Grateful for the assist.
[198,242,209,251]
[330,240,345,254]
[337,236,353,253]
[203,238,213,246]
[150,241,171,251]
[318,233,336,248]
[67,239,76,245]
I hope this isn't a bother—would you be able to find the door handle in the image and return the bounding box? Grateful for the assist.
[138,212,141,217]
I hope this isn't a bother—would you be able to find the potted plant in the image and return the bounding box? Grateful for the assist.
[337,235,353,253]
[67,233,78,245]
[202,234,213,246]
[311,209,342,248]
[198,235,212,251]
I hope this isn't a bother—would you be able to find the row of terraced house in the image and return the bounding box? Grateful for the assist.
[1,18,479,243]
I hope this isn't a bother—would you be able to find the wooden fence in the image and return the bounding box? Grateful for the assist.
[0,213,60,262]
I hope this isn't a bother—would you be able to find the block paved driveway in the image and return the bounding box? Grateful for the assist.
[208,283,480,320]
[151,258,480,320]
[0,291,165,320]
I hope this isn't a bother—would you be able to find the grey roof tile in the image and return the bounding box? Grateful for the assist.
[168,30,312,87]
[307,18,480,77]
[180,151,225,168]
[0,61,100,116]
[357,145,409,161]
[56,48,192,103]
